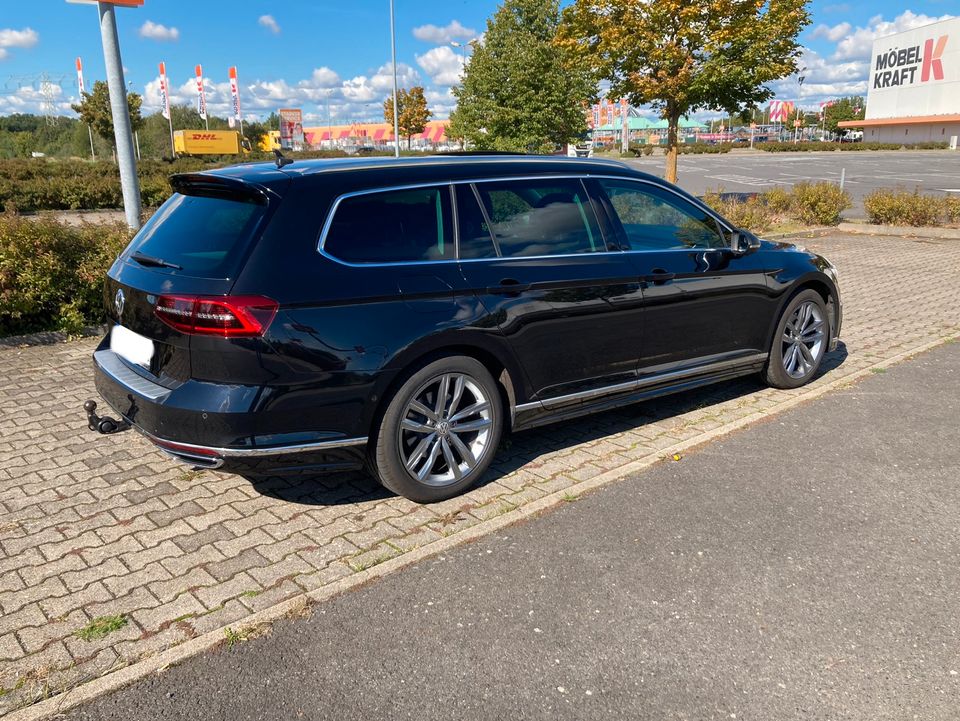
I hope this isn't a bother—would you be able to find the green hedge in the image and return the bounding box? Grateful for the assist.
[758,141,949,152]
[702,181,852,232]
[0,213,131,335]
[863,189,960,226]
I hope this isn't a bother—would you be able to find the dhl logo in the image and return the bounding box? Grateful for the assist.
[189,134,221,141]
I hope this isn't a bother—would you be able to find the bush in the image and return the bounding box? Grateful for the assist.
[790,182,851,226]
[678,142,732,154]
[0,213,131,335]
[702,191,775,233]
[763,186,793,214]
[757,141,949,153]
[863,189,950,226]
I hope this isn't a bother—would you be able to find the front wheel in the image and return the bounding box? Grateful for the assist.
[370,357,503,503]
[765,289,830,389]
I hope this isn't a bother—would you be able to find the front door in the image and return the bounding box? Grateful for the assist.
[455,179,644,405]
[590,178,773,378]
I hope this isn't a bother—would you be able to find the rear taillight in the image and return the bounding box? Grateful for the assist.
[155,295,278,337]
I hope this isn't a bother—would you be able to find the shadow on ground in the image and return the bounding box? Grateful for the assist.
[244,343,848,508]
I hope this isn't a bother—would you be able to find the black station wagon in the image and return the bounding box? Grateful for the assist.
[89,155,841,502]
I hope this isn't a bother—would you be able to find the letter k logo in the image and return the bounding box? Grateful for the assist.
[922,35,948,82]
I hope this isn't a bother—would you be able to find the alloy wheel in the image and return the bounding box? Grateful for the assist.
[397,372,494,487]
[781,300,825,379]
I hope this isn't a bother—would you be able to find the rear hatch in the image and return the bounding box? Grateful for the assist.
[104,172,281,385]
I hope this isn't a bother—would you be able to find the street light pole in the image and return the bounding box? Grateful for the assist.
[389,0,400,158]
[96,1,141,230]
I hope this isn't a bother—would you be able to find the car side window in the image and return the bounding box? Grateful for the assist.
[455,184,498,259]
[472,178,604,258]
[597,179,727,251]
[323,186,453,264]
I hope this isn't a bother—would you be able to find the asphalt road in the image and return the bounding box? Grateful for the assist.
[69,342,960,721]
[623,150,960,215]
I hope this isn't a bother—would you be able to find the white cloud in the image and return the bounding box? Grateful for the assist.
[824,10,955,61]
[0,27,39,49]
[0,49,8,62]
[416,46,464,86]
[412,20,477,45]
[258,15,281,34]
[138,21,180,42]
[811,21,851,43]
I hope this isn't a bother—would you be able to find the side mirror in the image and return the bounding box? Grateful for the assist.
[728,229,762,254]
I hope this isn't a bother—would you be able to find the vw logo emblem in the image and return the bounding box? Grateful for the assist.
[114,288,125,318]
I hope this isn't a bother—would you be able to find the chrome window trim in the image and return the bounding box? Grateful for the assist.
[316,174,736,268]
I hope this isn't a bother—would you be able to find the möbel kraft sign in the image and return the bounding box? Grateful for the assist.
[873,36,947,88]
[865,17,960,120]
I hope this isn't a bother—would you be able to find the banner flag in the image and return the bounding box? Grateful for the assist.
[229,66,241,121]
[195,65,207,120]
[76,58,85,95]
[158,62,171,120]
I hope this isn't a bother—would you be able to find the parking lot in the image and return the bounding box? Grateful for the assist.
[2,230,960,716]
[623,150,960,214]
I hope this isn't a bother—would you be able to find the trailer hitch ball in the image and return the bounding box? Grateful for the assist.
[84,400,128,435]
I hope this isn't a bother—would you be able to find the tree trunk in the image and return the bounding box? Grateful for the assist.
[665,110,680,184]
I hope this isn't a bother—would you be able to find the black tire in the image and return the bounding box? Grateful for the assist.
[369,356,503,503]
[765,289,830,389]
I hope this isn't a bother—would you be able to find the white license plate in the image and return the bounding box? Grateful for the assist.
[110,325,155,368]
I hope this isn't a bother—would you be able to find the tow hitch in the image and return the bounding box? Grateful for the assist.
[84,400,130,435]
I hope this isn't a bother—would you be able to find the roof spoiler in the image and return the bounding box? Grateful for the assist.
[169,173,272,204]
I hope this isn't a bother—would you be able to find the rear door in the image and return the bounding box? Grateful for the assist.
[591,178,772,377]
[456,178,644,405]
[104,176,277,384]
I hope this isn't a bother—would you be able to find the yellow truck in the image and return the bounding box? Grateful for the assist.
[173,130,247,155]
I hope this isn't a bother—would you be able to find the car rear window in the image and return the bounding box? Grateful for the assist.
[322,186,454,264]
[124,192,267,278]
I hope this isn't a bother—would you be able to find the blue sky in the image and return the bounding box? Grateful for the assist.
[0,0,956,123]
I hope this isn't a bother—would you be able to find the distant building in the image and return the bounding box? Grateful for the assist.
[839,17,960,145]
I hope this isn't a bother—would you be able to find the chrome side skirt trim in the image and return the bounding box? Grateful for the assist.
[516,353,768,413]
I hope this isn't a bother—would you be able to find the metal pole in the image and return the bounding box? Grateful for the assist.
[134,130,141,161]
[87,125,96,160]
[389,0,400,158]
[97,1,141,230]
[167,110,175,159]
[839,167,845,191]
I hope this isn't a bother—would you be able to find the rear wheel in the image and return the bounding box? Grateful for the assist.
[765,289,830,389]
[370,357,503,503]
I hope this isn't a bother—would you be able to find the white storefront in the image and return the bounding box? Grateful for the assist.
[840,17,960,145]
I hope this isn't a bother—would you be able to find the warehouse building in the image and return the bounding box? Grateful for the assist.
[840,16,960,145]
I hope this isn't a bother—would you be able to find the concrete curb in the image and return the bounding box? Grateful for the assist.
[7,331,958,721]
[838,222,960,240]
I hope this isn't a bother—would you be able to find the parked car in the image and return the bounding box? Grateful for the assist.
[89,155,841,502]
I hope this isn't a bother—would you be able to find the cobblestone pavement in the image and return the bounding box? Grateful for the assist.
[1,233,959,715]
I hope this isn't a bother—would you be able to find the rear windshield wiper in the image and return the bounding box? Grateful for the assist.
[131,251,182,270]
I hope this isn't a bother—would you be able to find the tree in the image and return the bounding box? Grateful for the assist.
[448,0,595,153]
[71,80,144,147]
[560,0,810,182]
[383,86,432,149]
[823,96,865,135]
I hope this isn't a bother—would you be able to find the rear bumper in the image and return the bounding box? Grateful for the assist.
[93,348,367,470]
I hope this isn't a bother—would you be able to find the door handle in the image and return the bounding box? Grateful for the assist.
[488,278,531,294]
[642,269,676,285]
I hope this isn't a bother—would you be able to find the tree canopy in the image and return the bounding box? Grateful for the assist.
[823,96,865,135]
[70,80,144,146]
[384,86,432,148]
[449,0,595,153]
[559,0,811,181]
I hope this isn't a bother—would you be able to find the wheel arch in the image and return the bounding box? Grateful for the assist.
[363,336,525,443]
[766,274,839,350]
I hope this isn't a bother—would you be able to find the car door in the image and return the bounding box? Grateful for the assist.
[590,178,772,378]
[455,179,644,406]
